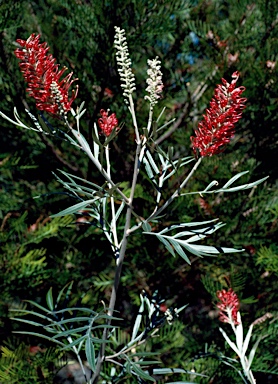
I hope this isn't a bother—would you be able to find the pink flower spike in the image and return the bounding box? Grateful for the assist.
[191,71,247,157]
[98,109,118,137]
[14,34,78,117]
[216,288,240,326]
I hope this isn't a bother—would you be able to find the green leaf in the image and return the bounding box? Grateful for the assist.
[62,336,86,351]
[135,361,160,366]
[203,180,219,192]
[90,324,117,331]
[94,314,122,322]
[247,335,262,370]
[9,309,53,323]
[46,287,54,311]
[52,325,89,339]
[131,300,145,341]
[91,122,102,147]
[218,176,269,193]
[222,171,249,188]
[143,157,157,184]
[153,368,207,377]
[156,106,166,124]
[51,198,99,217]
[219,327,240,355]
[115,201,126,221]
[168,238,191,264]
[175,304,188,315]
[46,317,93,327]
[72,129,93,155]
[50,307,98,315]
[130,352,159,357]
[157,219,218,233]
[142,221,152,232]
[12,331,66,347]
[242,323,254,357]
[56,282,73,307]
[146,149,160,175]
[10,317,46,328]
[167,382,197,383]
[22,300,50,312]
[157,235,176,257]
[85,337,96,372]
[131,362,156,382]
[58,170,104,191]
[62,336,107,351]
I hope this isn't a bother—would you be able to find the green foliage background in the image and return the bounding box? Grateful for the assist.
[0,0,277,382]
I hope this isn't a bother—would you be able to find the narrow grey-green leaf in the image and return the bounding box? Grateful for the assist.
[219,176,269,193]
[22,300,51,313]
[46,317,92,327]
[13,331,66,347]
[131,300,145,341]
[51,199,99,217]
[175,304,188,315]
[153,368,207,377]
[168,238,191,264]
[52,325,89,339]
[10,318,45,328]
[56,282,73,306]
[85,337,96,372]
[9,310,53,323]
[58,170,104,191]
[63,336,107,350]
[143,157,156,183]
[134,361,160,366]
[242,324,254,357]
[61,336,86,350]
[146,150,160,175]
[50,307,98,315]
[156,235,176,257]
[72,129,93,155]
[222,171,249,189]
[142,221,152,232]
[46,287,54,311]
[203,180,219,192]
[247,335,262,370]
[131,363,155,382]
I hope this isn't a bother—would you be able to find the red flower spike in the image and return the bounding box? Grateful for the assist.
[216,288,240,325]
[14,34,78,117]
[191,72,247,157]
[98,109,118,137]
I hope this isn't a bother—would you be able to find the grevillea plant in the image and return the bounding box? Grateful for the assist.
[216,289,274,384]
[0,28,269,383]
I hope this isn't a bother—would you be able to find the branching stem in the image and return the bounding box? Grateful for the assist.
[91,96,142,383]
[147,157,202,221]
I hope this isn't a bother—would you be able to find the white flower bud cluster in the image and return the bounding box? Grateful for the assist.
[50,81,66,116]
[145,57,163,108]
[114,27,136,103]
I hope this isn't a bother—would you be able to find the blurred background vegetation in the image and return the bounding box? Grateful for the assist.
[0,0,277,382]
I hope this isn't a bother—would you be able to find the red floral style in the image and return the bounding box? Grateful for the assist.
[98,109,118,137]
[14,34,78,116]
[191,71,246,157]
[216,288,240,325]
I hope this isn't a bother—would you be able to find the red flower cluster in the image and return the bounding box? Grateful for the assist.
[191,71,246,157]
[14,34,78,116]
[98,109,118,137]
[216,288,240,325]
